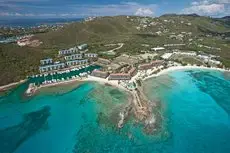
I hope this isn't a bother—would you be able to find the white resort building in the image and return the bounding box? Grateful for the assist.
[66,59,88,67]
[59,46,78,55]
[78,44,88,50]
[151,47,165,51]
[38,44,99,73]
[39,63,65,73]
[40,58,53,65]
[64,54,83,61]
[59,49,76,55]
[84,53,98,58]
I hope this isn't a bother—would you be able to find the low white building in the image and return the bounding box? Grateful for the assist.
[156,31,162,35]
[208,60,221,65]
[164,44,185,47]
[40,58,53,65]
[84,53,98,58]
[64,54,82,61]
[17,39,30,46]
[78,44,88,50]
[39,63,65,73]
[151,47,165,51]
[161,53,173,59]
[173,51,197,56]
[66,59,88,67]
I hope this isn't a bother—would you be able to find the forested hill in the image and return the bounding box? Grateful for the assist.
[1,15,230,86]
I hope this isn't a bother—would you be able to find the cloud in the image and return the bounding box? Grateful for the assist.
[79,2,157,17]
[135,8,154,16]
[183,3,225,15]
[216,0,230,3]
[0,1,158,18]
[182,0,229,16]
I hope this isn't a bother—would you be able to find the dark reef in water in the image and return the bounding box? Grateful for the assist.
[72,124,134,153]
[72,123,172,153]
[189,71,230,115]
[0,106,51,153]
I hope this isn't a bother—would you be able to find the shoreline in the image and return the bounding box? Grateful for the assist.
[0,79,27,91]
[3,65,229,132]
[37,66,230,92]
[1,65,230,93]
[35,75,129,93]
[143,65,230,81]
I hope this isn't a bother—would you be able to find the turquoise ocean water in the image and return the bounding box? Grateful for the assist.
[1,69,230,153]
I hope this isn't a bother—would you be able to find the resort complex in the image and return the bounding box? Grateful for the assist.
[1,11,230,153]
[30,40,226,94]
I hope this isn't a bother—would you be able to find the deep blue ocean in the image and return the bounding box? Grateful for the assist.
[0,69,230,153]
[0,18,83,27]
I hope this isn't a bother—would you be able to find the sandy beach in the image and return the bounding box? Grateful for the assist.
[143,65,230,81]
[85,76,129,91]
[36,75,128,93]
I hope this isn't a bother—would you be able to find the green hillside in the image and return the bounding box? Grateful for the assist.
[1,15,230,86]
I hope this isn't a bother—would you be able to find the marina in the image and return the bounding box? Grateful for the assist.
[28,65,100,86]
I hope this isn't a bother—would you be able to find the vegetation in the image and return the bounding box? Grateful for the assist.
[1,15,230,86]
[0,44,52,86]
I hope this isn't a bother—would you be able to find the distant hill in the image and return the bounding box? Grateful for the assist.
[214,16,230,27]
[35,16,138,48]
[36,15,230,48]
[161,13,200,17]
[222,16,230,19]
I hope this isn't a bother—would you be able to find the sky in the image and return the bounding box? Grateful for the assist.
[0,0,229,19]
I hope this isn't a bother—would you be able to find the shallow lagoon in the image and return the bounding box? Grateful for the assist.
[1,69,230,153]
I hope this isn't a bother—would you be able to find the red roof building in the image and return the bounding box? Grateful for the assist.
[139,60,165,70]
[91,70,109,78]
[108,73,131,80]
